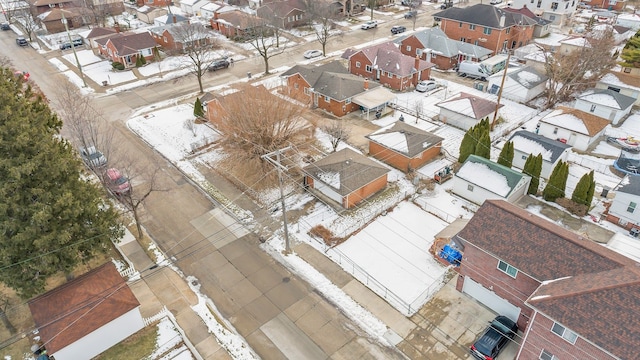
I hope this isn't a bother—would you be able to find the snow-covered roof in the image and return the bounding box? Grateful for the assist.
[508,130,571,163]
[436,92,501,120]
[366,121,444,158]
[606,232,640,263]
[540,106,610,136]
[578,89,635,110]
[489,66,547,89]
[456,155,527,197]
[599,72,640,92]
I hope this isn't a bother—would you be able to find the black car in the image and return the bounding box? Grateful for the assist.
[1,23,10,30]
[470,316,518,360]
[391,26,406,35]
[208,59,230,71]
[404,10,417,18]
[16,37,28,46]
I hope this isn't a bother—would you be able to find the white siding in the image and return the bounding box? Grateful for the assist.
[537,123,591,151]
[512,149,566,179]
[314,180,343,204]
[574,99,631,125]
[609,192,640,227]
[452,175,530,205]
[488,75,546,103]
[438,108,478,131]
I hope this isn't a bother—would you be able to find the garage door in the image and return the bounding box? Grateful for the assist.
[462,277,521,322]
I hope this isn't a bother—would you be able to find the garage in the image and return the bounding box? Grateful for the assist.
[462,277,521,322]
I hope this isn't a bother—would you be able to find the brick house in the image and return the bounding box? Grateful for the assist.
[135,6,168,25]
[37,7,90,33]
[605,175,640,232]
[29,0,73,16]
[583,0,625,11]
[454,200,640,360]
[342,41,434,91]
[302,148,390,209]
[256,0,307,29]
[85,26,118,50]
[96,32,157,68]
[149,23,213,53]
[397,27,492,71]
[503,5,551,38]
[28,262,144,360]
[434,4,536,54]
[366,121,444,172]
[210,10,262,39]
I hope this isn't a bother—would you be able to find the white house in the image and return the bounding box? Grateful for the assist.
[180,0,205,16]
[596,71,640,106]
[135,5,168,25]
[606,175,640,232]
[617,13,640,30]
[28,262,144,360]
[574,88,635,125]
[508,130,571,179]
[507,0,577,24]
[200,2,229,21]
[487,66,548,103]
[452,155,531,205]
[436,92,503,131]
[537,106,610,151]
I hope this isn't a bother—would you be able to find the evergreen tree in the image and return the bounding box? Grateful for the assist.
[458,130,475,163]
[476,131,491,159]
[523,155,536,194]
[497,141,514,167]
[620,30,640,68]
[572,172,590,205]
[0,68,122,298]
[194,97,204,119]
[585,170,596,206]
[135,55,144,67]
[543,160,567,202]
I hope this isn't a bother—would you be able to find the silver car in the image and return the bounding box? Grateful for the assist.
[416,80,437,92]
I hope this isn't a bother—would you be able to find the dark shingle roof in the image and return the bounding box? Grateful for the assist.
[313,72,381,101]
[86,27,118,39]
[281,61,349,86]
[434,4,537,29]
[343,41,434,76]
[617,175,640,196]
[108,32,157,56]
[505,66,547,89]
[366,121,444,158]
[436,92,501,119]
[508,130,571,163]
[397,27,492,59]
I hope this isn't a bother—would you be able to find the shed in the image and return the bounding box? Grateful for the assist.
[508,130,571,178]
[487,66,547,103]
[436,92,503,131]
[537,106,610,151]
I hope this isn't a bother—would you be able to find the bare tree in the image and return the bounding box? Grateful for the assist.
[15,9,38,42]
[309,1,338,56]
[539,28,616,108]
[408,3,418,31]
[414,99,423,123]
[322,121,350,152]
[118,164,165,240]
[171,23,220,93]
[246,20,287,75]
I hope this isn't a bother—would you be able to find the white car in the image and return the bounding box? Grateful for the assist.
[490,0,502,4]
[361,20,378,30]
[303,50,323,59]
[416,80,437,92]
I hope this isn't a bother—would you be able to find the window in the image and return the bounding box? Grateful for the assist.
[459,22,463,27]
[590,104,596,112]
[417,48,423,56]
[294,83,299,89]
[483,27,491,35]
[498,260,518,277]
[608,86,621,93]
[624,67,632,73]
[460,37,466,42]
[365,65,372,72]
[406,45,412,52]
[467,184,474,191]
[565,2,569,8]
[506,27,511,34]
[551,2,558,9]
[628,202,637,213]
[474,40,479,45]
[551,322,578,344]
[553,127,558,134]
[432,53,437,58]
[537,0,542,7]
[522,155,527,160]
[470,24,476,30]
[540,349,557,360]
[324,95,330,102]
[355,61,361,68]
[304,87,310,95]
[346,98,351,104]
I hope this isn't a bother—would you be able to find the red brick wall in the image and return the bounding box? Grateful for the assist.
[605,213,638,231]
[519,311,617,360]
[348,50,430,91]
[457,243,540,329]
[439,19,533,54]
[285,75,312,104]
[585,0,624,10]
[206,99,227,128]
[315,93,359,117]
[368,141,442,172]
[399,35,465,70]
[344,174,388,208]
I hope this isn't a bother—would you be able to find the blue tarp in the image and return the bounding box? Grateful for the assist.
[440,244,462,266]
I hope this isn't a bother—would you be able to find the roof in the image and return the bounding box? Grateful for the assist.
[343,41,434,77]
[540,106,610,136]
[86,27,118,39]
[436,92,501,120]
[281,60,349,85]
[397,27,492,59]
[28,262,140,354]
[508,130,570,163]
[366,121,444,158]
[302,148,389,196]
[155,13,189,25]
[107,32,157,56]
[502,5,550,25]
[455,155,528,197]
[433,4,537,29]
[257,0,304,18]
[616,174,640,196]
[489,66,547,89]
[149,23,210,41]
[31,0,72,6]
[577,88,635,110]
[351,86,396,109]
[456,200,634,281]
[312,72,381,101]
[215,10,261,28]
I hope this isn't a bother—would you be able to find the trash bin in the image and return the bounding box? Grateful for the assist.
[247,72,252,79]
[102,80,108,86]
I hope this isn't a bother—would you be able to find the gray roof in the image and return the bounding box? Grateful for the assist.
[508,130,571,163]
[302,148,389,196]
[578,89,635,110]
[617,175,640,196]
[436,92,502,120]
[313,72,381,101]
[458,155,527,197]
[434,4,538,29]
[281,61,349,85]
[397,27,492,59]
[366,121,444,158]
[489,66,547,89]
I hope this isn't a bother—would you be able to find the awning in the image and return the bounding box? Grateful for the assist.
[352,87,396,109]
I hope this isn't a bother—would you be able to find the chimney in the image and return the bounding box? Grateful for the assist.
[499,15,506,27]
[114,23,121,32]
[364,78,369,90]
[173,14,177,23]
[415,55,421,70]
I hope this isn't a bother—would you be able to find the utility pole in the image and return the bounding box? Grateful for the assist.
[491,50,511,131]
[60,7,87,88]
[262,147,292,254]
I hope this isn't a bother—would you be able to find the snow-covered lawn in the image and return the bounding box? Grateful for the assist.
[151,317,194,360]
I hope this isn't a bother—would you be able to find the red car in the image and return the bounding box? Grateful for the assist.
[104,168,130,195]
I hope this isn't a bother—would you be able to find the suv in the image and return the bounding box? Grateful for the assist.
[391,26,406,34]
[60,38,83,50]
[104,168,130,195]
[404,10,417,18]
[16,37,28,46]
[208,59,230,71]
[470,316,518,360]
[80,146,107,168]
[361,20,377,30]
[1,23,10,30]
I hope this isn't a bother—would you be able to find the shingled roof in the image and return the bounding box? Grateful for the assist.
[397,27,492,59]
[508,130,571,163]
[366,121,444,158]
[434,4,537,29]
[456,155,529,198]
[313,72,381,101]
[342,41,434,76]
[28,262,140,354]
[578,88,636,110]
[540,106,610,136]
[281,61,349,86]
[302,148,389,196]
[436,92,502,120]
[107,32,157,56]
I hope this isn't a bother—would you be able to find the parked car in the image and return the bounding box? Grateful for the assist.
[440,1,453,9]
[1,23,10,30]
[80,146,107,168]
[416,80,438,92]
[303,50,323,59]
[104,168,131,195]
[391,26,407,34]
[361,20,378,30]
[404,10,417,18]
[60,38,83,50]
[16,37,28,47]
[470,316,518,360]
[208,59,230,71]
[490,0,503,4]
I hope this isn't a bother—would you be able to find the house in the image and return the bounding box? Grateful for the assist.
[487,65,547,103]
[85,27,118,50]
[452,155,530,205]
[594,24,633,45]
[558,35,591,54]
[507,0,578,25]
[28,262,144,360]
[180,0,205,16]
[503,5,551,38]
[605,175,640,232]
[135,6,168,25]
[153,13,189,27]
[256,0,307,29]
[37,7,90,33]
[149,23,213,53]
[366,121,444,172]
[435,92,502,131]
[135,0,170,8]
[29,0,73,16]
[97,32,157,68]
[87,0,124,17]
[537,106,610,151]
[433,4,536,54]
[583,0,626,11]
[342,41,434,91]
[617,12,640,30]
[454,199,640,360]
[396,27,492,70]
[200,2,231,21]
[596,71,640,106]
[281,61,396,118]
[210,10,262,39]
[302,148,390,209]
[574,88,634,125]
[508,130,571,178]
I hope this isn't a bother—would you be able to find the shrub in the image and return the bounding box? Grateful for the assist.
[556,198,589,217]
[112,61,125,70]
[309,225,344,246]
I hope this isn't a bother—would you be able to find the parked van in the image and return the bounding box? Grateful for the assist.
[457,61,489,81]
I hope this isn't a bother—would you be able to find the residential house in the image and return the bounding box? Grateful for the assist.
[85,27,118,50]
[583,0,626,11]
[87,0,124,17]
[508,130,571,178]
[605,175,640,232]
[537,106,610,151]
[256,0,307,29]
[596,71,640,106]
[341,41,434,91]
[507,0,578,24]
[594,24,633,45]
[136,6,168,25]
[200,2,231,21]
[28,262,144,360]
[503,5,551,38]
[29,0,73,17]
[135,0,170,8]
[302,148,390,209]
[433,4,536,54]
[558,35,591,54]
[149,23,213,53]
[396,27,492,70]
[487,65,547,103]
[180,0,205,16]
[574,88,634,125]
[454,199,640,360]
[452,155,530,205]
[366,121,444,172]
[154,13,189,27]
[436,92,502,131]
[211,10,262,39]
[617,12,640,30]
[37,7,91,33]
[97,32,157,68]
[281,61,396,118]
